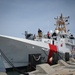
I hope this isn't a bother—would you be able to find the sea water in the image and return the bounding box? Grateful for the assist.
[7,71,20,75]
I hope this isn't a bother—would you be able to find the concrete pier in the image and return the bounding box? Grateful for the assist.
[29,59,75,75]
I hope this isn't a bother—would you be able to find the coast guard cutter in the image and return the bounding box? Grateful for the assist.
[0,14,75,70]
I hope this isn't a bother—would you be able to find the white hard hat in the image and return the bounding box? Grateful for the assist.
[50,30,53,33]
[55,30,59,34]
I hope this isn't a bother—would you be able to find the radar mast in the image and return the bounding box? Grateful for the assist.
[54,14,69,33]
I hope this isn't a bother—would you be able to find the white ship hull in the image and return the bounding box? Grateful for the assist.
[0,34,74,69]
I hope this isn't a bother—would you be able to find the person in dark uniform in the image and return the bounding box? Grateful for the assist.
[52,31,57,40]
[38,29,42,37]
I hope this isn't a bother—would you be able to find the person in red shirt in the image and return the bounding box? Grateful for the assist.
[47,31,50,39]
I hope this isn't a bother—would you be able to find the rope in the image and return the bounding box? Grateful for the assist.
[33,55,41,61]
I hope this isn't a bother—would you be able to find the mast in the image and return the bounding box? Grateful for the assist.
[54,14,69,33]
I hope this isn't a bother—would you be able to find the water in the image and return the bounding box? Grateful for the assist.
[6,65,35,75]
[6,67,32,75]
[7,70,29,75]
[7,71,20,75]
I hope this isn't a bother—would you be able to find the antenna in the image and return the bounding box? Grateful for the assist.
[54,14,69,33]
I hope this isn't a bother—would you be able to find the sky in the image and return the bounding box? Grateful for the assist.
[0,0,75,38]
